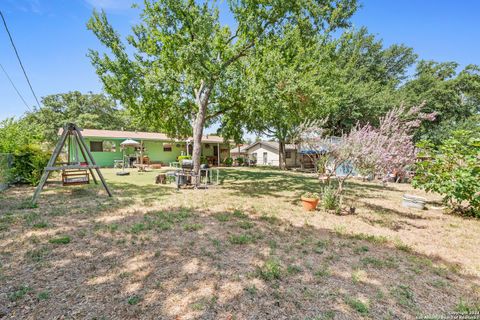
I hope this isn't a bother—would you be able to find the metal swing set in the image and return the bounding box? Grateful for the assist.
[31,123,112,204]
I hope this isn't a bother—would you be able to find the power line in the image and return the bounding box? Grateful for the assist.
[0,62,32,111]
[0,10,41,110]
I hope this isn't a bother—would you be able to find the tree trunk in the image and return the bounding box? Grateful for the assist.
[279,141,287,170]
[192,82,211,186]
[192,103,207,186]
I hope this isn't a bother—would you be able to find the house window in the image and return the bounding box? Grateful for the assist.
[103,141,116,152]
[90,141,116,152]
[163,144,172,152]
[90,141,103,152]
[285,151,292,159]
[251,152,257,160]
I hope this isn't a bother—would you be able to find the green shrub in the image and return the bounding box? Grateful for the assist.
[413,130,480,217]
[9,145,50,186]
[0,153,12,186]
[224,157,233,167]
[321,186,340,210]
[316,154,329,174]
[177,155,192,163]
[237,157,244,165]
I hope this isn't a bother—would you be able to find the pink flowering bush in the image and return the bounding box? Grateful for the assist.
[299,104,436,193]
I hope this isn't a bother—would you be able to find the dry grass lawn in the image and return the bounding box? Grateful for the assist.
[0,167,479,319]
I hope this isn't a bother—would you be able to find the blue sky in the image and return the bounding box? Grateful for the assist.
[1,0,479,133]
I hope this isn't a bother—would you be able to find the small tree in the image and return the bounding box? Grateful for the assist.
[413,130,480,217]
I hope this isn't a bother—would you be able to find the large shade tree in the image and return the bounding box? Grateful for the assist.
[400,61,480,143]
[86,0,357,181]
[231,27,416,169]
[235,26,322,169]
[321,27,417,135]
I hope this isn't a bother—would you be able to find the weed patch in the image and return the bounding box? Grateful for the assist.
[361,256,397,268]
[8,285,32,301]
[37,290,50,300]
[287,264,302,275]
[314,265,331,278]
[345,296,369,315]
[232,209,247,219]
[229,233,255,245]
[391,284,415,309]
[183,223,203,231]
[25,246,50,262]
[258,259,282,281]
[238,221,254,229]
[48,235,71,245]
[353,245,369,254]
[127,295,142,305]
[214,213,231,222]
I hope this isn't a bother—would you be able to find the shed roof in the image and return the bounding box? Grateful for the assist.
[244,141,297,152]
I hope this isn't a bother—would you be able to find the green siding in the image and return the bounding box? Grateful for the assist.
[69,137,231,167]
[143,140,184,163]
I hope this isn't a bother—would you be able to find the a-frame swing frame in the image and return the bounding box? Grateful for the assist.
[32,123,112,204]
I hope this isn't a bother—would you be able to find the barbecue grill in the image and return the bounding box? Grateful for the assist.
[175,160,210,189]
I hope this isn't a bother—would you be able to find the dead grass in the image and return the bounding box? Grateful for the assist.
[0,167,479,319]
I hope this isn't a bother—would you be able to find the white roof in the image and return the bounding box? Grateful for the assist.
[243,141,297,152]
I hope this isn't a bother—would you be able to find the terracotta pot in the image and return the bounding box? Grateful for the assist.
[301,197,319,211]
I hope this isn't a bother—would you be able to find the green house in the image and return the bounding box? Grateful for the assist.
[68,128,233,167]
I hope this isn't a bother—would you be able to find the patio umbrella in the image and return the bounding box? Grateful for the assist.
[120,139,141,147]
[117,139,141,175]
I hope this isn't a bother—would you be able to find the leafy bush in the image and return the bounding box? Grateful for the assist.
[0,154,12,187]
[413,130,480,217]
[321,186,340,210]
[0,118,47,186]
[177,155,191,163]
[237,157,244,165]
[9,145,50,186]
[224,157,233,166]
[316,155,328,174]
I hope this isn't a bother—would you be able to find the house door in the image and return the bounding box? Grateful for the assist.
[263,152,268,165]
[188,143,193,155]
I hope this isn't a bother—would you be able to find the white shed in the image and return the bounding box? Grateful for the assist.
[244,141,298,168]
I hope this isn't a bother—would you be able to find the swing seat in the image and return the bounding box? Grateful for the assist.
[62,169,90,186]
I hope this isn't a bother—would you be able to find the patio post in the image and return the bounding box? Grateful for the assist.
[217,143,220,166]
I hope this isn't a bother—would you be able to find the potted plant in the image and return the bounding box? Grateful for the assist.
[301,192,320,211]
